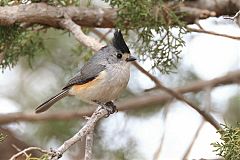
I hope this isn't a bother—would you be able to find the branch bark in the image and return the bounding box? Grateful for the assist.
[84,130,94,160]
[50,106,107,160]
[59,18,104,51]
[0,3,117,28]
[9,147,49,160]
[134,58,227,130]
[0,1,240,28]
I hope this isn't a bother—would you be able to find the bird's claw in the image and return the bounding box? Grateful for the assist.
[103,101,118,118]
[50,148,62,159]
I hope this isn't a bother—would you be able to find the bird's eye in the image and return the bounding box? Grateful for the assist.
[117,53,122,59]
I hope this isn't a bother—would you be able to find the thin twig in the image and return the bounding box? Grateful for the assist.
[183,87,212,159]
[182,120,205,159]
[187,26,240,40]
[9,147,49,160]
[224,10,240,21]
[195,20,204,30]
[92,29,112,43]
[153,105,170,160]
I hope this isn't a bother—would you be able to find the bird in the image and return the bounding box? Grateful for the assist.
[35,30,136,114]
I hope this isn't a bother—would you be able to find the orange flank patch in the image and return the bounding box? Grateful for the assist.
[71,70,106,93]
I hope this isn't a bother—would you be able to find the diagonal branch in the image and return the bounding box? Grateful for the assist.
[9,106,108,160]
[50,106,107,160]
[133,55,221,130]
[153,105,170,160]
[182,120,205,159]
[59,18,104,51]
[183,87,212,159]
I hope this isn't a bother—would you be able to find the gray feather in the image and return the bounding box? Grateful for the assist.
[63,63,106,89]
[35,89,69,113]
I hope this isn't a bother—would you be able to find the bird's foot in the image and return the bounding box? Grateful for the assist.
[50,148,62,159]
[104,101,118,116]
[94,100,118,118]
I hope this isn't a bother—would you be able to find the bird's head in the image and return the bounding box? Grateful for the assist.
[111,30,136,63]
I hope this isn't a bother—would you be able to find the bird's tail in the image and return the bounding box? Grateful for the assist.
[35,89,69,113]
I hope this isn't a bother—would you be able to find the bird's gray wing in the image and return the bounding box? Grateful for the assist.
[62,63,106,90]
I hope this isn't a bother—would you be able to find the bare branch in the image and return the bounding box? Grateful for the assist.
[153,105,170,160]
[179,6,216,23]
[9,147,49,160]
[183,87,212,159]
[0,2,239,28]
[84,130,94,160]
[224,10,240,20]
[224,10,240,27]
[133,58,222,130]
[0,3,117,28]
[182,120,205,159]
[59,18,104,51]
[50,106,107,160]
[184,0,240,16]
[9,106,108,160]
[187,26,240,40]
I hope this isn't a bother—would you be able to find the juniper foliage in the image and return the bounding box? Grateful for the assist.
[212,124,240,160]
[104,0,186,73]
[0,0,186,73]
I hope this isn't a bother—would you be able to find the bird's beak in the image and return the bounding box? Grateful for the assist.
[126,55,137,62]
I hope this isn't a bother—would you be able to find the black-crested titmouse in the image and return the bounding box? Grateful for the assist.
[35,30,136,114]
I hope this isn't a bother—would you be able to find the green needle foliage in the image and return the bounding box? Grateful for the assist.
[212,124,240,160]
[104,0,186,73]
[0,25,45,71]
[0,0,186,73]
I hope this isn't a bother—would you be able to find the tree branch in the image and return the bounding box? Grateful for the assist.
[182,120,205,159]
[1,1,239,28]
[9,147,49,160]
[187,26,240,40]
[184,0,240,16]
[9,106,108,160]
[59,18,104,51]
[153,105,169,160]
[50,106,107,160]
[84,129,94,160]
[132,51,221,130]
[0,3,116,28]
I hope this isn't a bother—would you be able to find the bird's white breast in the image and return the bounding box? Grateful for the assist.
[69,63,130,104]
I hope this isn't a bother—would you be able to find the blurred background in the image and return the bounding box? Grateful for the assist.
[0,0,240,160]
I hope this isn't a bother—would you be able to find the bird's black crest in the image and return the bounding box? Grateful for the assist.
[112,30,130,54]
